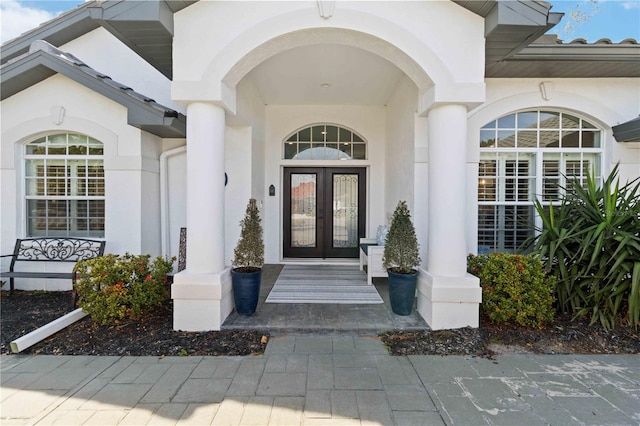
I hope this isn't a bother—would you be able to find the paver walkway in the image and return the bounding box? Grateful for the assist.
[2,335,639,425]
[222,264,428,333]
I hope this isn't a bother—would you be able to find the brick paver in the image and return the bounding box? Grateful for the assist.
[2,336,639,425]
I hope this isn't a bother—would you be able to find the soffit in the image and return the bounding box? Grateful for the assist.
[454,1,564,63]
[486,36,640,77]
[0,0,196,79]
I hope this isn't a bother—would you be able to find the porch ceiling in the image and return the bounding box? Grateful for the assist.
[245,44,406,105]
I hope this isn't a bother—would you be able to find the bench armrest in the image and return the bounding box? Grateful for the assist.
[359,238,377,244]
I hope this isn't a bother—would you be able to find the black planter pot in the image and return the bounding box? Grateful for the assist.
[231,268,262,315]
[387,269,418,316]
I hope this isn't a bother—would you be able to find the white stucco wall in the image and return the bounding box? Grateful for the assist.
[140,132,163,255]
[164,146,187,264]
[61,27,182,114]
[163,125,252,267]
[0,75,165,289]
[234,78,267,209]
[225,126,253,266]
[263,105,387,263]
[385,75,418,217]
[172,1,485,109]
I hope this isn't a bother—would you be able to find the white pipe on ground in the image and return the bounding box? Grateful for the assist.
[10,308,88,353]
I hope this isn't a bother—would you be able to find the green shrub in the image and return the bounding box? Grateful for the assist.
[468,253,556,328]
[382,201,420,274]
[232,198,264,273]
[73,253,175,325]
[527,165,640,330]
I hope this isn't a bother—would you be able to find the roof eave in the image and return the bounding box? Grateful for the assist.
[1,3,99,66]
[511,44,640,62]
[613,117,640,143]
[1,49,186,138]
[0,0,196,80]
[483,1,563,62]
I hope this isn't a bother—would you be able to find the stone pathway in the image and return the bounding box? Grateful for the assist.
[222,264,429,334]
[1,335,639,425]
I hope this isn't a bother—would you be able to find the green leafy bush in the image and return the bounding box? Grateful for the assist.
[73,253,175,325]
[527,165,640,330]
[468,253,556,328]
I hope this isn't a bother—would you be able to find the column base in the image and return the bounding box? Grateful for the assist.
[416,267,482,330]
[171,268,233,331]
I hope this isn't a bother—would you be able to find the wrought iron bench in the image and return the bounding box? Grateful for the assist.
[0,238,106,292]
[359,237,388,285]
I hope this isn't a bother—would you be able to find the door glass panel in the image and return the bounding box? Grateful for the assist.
[291,174,316,247]
[332,174,358,248]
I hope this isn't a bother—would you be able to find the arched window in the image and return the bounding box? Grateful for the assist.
[25,133,105,237]
[283,124,367,160]
[478,110,603,253]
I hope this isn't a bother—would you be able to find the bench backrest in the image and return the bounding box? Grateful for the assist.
[9,238,106,270]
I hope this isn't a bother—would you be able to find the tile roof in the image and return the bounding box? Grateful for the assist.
[1,40,186,138]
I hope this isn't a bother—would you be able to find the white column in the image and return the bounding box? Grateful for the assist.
[172,102,234,331]
[185,102,225,273]
[416,103,481,330]
[427,104,467,275]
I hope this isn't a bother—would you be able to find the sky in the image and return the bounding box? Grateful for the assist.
[0,0,639,44]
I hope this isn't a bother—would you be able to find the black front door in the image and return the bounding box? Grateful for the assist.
[283,167,366,258]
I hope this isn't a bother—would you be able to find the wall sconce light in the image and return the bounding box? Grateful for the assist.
[269,185,275,196]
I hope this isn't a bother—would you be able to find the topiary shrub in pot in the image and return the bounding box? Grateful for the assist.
[382,201,421,315]
[231,198,264,315]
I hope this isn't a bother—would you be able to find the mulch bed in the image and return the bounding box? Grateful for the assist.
[2,290,639,357]
[381,316,640,357]
[1,291,268,356]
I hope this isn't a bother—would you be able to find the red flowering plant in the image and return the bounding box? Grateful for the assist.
[468,253,556,328]
[73,253,175,325]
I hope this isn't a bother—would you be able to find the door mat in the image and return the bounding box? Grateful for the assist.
[266,264,383,304]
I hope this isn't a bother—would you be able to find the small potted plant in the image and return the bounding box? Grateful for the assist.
[231,198,264,315]
[382,200,421,315]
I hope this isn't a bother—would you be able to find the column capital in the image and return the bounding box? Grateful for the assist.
[418,82,485,116]
[172,81,236,115]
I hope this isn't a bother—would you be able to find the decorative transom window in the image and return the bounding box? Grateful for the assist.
[25,133,105,237]
[478,110,603,253]
[284,124,367,160]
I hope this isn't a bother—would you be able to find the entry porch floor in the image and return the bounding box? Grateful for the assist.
[222,264,429,334]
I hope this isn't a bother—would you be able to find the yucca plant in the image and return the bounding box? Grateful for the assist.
[527,165,640,329]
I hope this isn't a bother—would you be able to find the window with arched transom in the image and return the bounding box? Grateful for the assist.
[478,110,603,253]
[283,124,367,160]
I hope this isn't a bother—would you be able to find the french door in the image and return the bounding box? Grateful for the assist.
[283,167,366,258]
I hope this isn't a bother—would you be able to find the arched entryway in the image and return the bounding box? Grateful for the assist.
[171,1,485,331]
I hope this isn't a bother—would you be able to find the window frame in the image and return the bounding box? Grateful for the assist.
[478,110,604,254]
[23,133,105,238]
[283,124,367,160]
